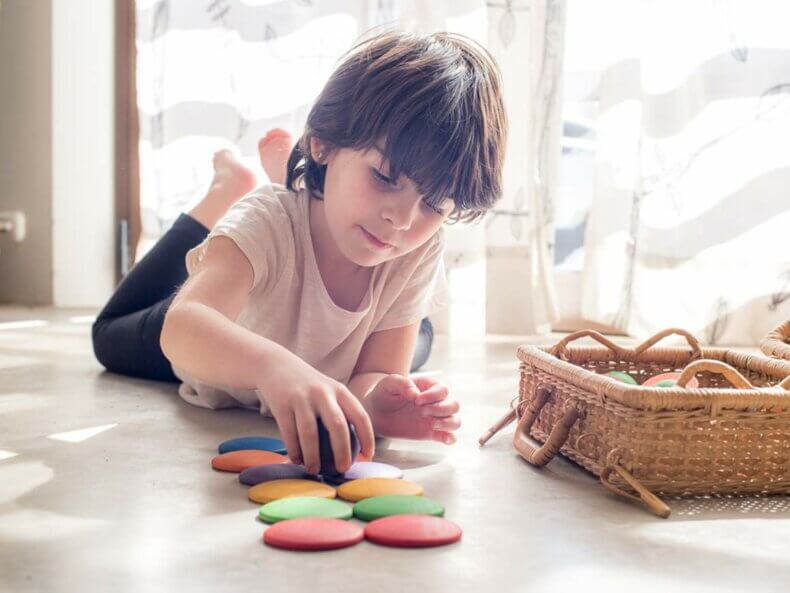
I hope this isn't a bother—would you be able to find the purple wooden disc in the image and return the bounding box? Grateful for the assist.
[344,461,404,480]
[239,463,320,486]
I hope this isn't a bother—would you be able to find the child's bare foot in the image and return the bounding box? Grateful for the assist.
[258,128,293,185]
[188,149,257,229]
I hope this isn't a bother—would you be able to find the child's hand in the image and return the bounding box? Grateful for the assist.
[257,354,375,474]
[363,374,460,444]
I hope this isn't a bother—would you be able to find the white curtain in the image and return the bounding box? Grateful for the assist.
[134,0,564,337]
[483,0,564,335]
[135,0,385,243]
[579,0,790,344]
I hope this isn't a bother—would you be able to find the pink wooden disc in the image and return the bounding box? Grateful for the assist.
[364,514,462,548]
[263,518,363,551]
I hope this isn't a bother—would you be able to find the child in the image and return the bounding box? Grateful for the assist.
[92,30,507,476]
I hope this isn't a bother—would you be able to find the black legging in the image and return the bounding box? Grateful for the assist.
[92,212,434,383]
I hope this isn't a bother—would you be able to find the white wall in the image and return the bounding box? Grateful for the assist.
[52,0,115,307]
[0,0,53,305]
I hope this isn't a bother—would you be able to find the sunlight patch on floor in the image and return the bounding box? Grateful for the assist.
[0,320,49,330]
[0,450,18,461]
[47,423,118,443]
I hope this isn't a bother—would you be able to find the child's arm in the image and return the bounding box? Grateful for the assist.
[161,236,277,391]
[160,236,374,472]
[348,322,422,399]
[348,323,460,443]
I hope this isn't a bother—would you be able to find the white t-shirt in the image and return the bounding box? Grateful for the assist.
[171,184,449,413]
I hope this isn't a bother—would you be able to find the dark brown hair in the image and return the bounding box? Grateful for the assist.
[285,29,507,223]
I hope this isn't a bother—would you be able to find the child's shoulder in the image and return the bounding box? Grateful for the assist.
[240,183,300,216]
[231,183,307,233]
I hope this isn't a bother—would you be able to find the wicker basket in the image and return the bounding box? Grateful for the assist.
[479,328,790,517]
[761,320,790,361]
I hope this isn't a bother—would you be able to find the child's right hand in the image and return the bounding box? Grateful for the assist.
[256,353,375,475]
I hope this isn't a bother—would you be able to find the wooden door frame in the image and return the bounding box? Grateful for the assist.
[114,0,141,283]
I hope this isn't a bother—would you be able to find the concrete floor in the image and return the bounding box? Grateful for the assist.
[1,306,789,593]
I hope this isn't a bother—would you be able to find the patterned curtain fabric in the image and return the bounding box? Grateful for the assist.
[579,0,790,344]
[134,0,564,336]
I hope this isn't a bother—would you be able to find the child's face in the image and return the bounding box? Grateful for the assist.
[318,143,453,267]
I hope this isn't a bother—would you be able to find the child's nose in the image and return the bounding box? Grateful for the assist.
[382,198,419,231]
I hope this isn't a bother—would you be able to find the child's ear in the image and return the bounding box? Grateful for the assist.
[309,137,331,164]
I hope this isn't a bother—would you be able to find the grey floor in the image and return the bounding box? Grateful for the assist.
[1,306,789,593]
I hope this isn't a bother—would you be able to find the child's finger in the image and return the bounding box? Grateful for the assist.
[431,430,457,445]
[276,411,303,465]
[432,415,461,432]
[295,407,321,474]
[419,399,460,418]
[411,374,442,392]
[337,389,375,459]
[415,383,449,406]
[317,400,352,474]
[378,374,419,397]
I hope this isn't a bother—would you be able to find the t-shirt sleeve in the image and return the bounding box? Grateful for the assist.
[375,231,450,332]
[184,186,289,294]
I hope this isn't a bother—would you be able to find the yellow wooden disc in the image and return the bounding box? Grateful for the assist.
[248,479,337,504]
[336,478,423,502]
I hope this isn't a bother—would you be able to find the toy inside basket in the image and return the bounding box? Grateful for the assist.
[761,320,790,360]
[480,328,790,517]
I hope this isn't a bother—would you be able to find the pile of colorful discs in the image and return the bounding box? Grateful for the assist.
[211,434,463,551]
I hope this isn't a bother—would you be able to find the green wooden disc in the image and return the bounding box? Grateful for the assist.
[607,370,638,385]
[258,496,352,524]
[352,495,444,522]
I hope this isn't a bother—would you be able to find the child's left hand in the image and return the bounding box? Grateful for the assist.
[363,374,460,444]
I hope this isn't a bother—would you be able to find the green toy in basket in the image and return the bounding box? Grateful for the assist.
[606,370,637,385]
[643,372,699,388]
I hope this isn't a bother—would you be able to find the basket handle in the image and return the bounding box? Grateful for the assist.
[676,359,755,389]
[632,327,702,359]
[513,388,580,466]
[551,327,702,361]
[550,330,629,359]
[600,454,671,518]
[760,320,790,359]
[478,408,518,446]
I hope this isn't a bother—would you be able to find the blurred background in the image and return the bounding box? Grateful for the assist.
[1,0,789,345]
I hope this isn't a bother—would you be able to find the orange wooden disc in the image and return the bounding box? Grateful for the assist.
[249,479,337,504]
[211,450,290,473]
[337,478,423,502]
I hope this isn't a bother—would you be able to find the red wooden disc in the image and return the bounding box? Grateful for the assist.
[263,518,364,551]
[211,450,289,473]
[363,514,462,548]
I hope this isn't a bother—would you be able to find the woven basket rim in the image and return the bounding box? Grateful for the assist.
[760,320,790,360]
[517,343,790,412]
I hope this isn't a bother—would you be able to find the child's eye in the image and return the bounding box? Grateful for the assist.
[371,168,394,186]
[423,200,444,215]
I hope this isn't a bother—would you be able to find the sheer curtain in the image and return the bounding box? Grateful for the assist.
[134,0,564,337]
[577,0,790,344]
[135,0,382,244]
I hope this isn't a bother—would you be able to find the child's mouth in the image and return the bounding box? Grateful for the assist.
[359,226,393,250]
